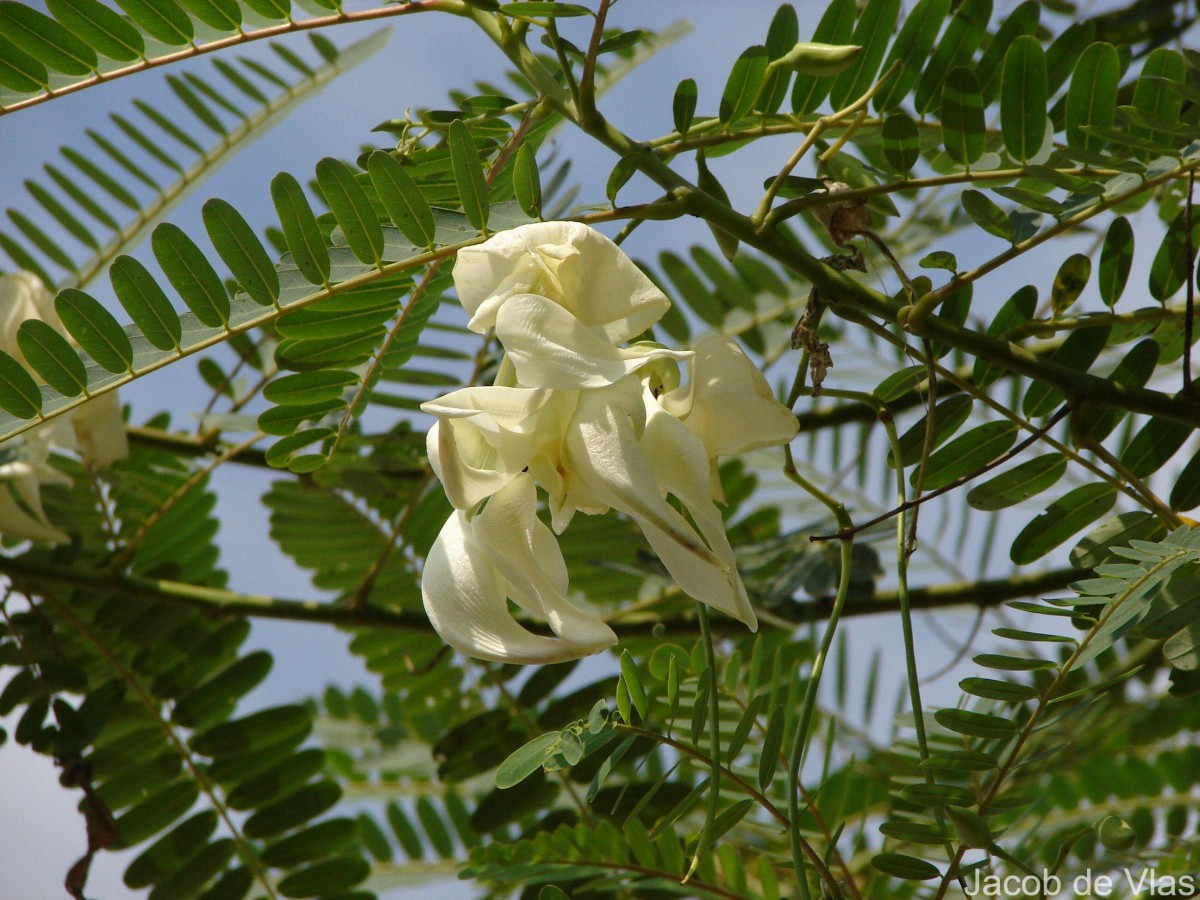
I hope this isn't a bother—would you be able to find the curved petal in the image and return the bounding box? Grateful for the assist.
[0,482,68,544]
[68,393,129,469]
[454,222,670,342]
[661,334,798,458]
[0,272,62,361]
[497,294,689,390]
[421,511,612,665]
[473,474,616,650]
[422,385,556,509]
[640,396,757,629]
[563,380,724,571]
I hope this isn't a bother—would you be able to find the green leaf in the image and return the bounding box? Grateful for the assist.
[828,0,898,110]
[0,33,47,91]
[696,151,738,260]
[673,77,697,134]
[176,0,241,32]
[758,704,784,790]
[271,172,331,287]
[914,0,992,114]
[872,853,941,880]
[495,733,557,789]
[55,288,133,373]
[945,807,993,850]
[1132,48,1186,153]
[0,351,43,419]
[881,112,920,174]
[934,707,1018,739]
[960,677,1039,702]
[874,365,927,402]
[111,779,200,849]
[872,0,948,112]
[511,143,541,220]
[263,371,357,407]
[941,67,985,166]
[1065,42,1119,152]
[317,157,384,267]
[890,394,973,468]
[277,856,370,899]
[961,190,1014,243]
[367,151,436,250]
[1098,216,1134,308]
[790,0,855,114]
[1011,483,1118,564]
[1120,418,1192,478]
[619,650,649,723]
[1170,445,1200,512]
[502,2,591,16]
[915,421,1018,491]
[203,198,279,307]
[109,257,182,354]
[968,453,1066,511]
[977,0,1039,104]
[171,651,273,729]
[973,653,1055,671]
[879,820,948,844]
[112,0,192,46]
[242,781,341,840]
[1050,253,1091,316]
[152,223,230,329]
[1022,325,1109,417]
[0,2,97,75]
[124,812,218,889]
[720,44,769,124]
[1001,36,1048,163]
[1149,205,1200,302]
[226,749,326,811]
[260,819,358,868]
[191,704,311,758]
[258,399,345,437]
[46,0,143,62]
[448,119,489,232]
[16,319,86,396]
[417,797,454,859]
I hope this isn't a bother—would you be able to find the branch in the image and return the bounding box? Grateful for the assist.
[0,554,1083,635]
[0,1,465,118]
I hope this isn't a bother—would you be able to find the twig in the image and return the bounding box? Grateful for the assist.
[810,405,1072,542]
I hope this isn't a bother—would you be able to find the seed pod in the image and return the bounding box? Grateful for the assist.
[771,42,862,77]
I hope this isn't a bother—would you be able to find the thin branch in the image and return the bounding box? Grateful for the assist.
[0,1,462,118]
[1186,170,1195,395]
[810,405,1072,542]
[0,554,1084,635]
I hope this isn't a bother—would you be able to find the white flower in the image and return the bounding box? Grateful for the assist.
[659,334,800,500]
[0,272,128,470]
[420,223,800,662]
[0,433,72,545]
[422,473,617,664]
[454,222,686,390]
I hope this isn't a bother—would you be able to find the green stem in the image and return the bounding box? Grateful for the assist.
[0,552,1083,635]
[685,602,724,884]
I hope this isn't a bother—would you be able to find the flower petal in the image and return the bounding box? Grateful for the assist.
[497,293,688,390]
[422,385,557,509]
[662,334,798,458]
[68,393,129,469]
[563,380,725,572]
[421,510,612,665]
[454,222,670,342]
[640,395,757,629]
[472,474,616,650]
[0,272,62,361]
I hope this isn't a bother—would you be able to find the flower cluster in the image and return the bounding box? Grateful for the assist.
[420,223,798,664]
[0,272,128,544]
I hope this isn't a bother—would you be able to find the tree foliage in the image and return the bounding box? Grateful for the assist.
[3,0,1200,897]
